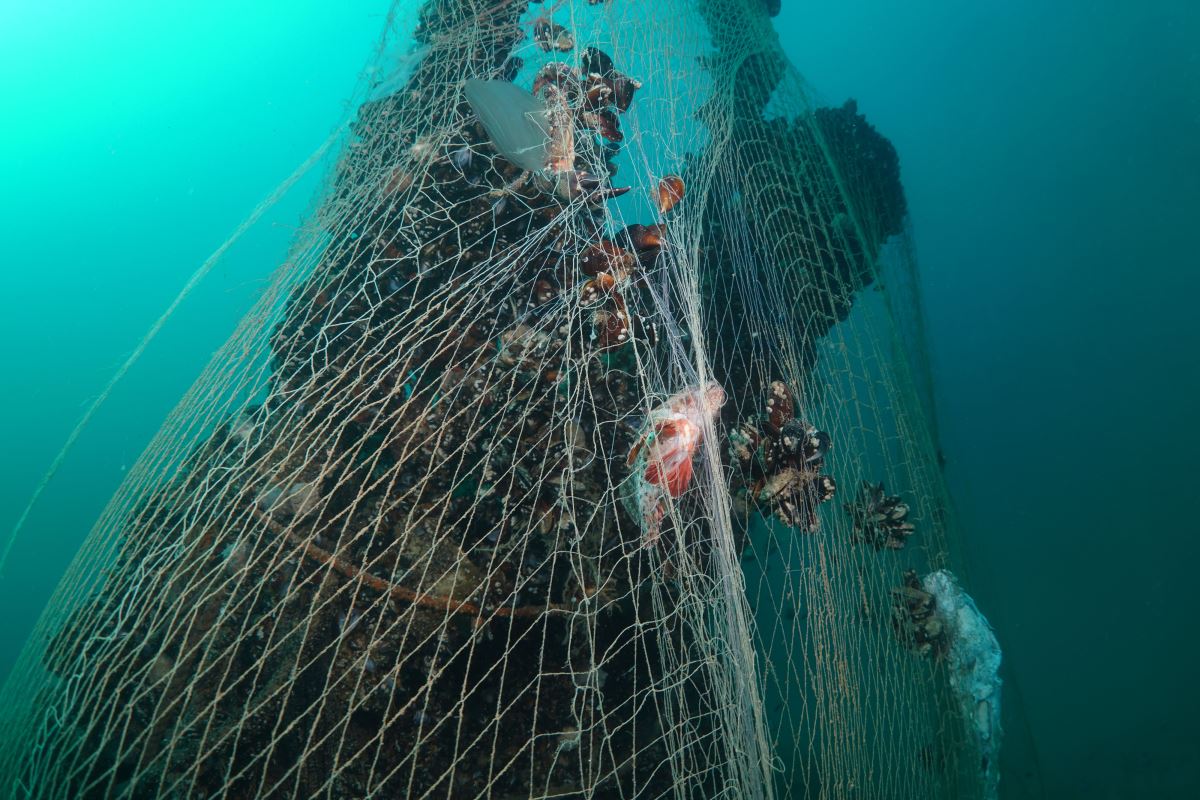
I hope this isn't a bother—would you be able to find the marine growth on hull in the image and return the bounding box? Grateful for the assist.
[0,1,1002,798]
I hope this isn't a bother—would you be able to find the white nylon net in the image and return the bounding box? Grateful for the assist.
[0,1,997,797]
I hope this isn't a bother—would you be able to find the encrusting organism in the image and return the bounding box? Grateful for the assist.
[728,381,836,531]
[890,569,948,658]
[533,18,574,52]
[845,480,917,550]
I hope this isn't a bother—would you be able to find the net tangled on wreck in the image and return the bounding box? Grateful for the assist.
[0,1,1001,798]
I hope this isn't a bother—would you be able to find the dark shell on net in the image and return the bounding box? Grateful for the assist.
[533,19,574,52]
[845,480,917,550]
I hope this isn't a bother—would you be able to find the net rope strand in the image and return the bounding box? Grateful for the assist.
[0,1,1001,798]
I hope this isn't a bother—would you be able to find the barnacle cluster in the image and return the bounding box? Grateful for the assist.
[891,569,948,658]
[845,480,917,550]
[729,381,836,531]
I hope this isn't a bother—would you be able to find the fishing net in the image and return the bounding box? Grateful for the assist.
[0,0,1001,797]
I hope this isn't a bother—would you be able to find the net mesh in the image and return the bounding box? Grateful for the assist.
[0,1,997,797]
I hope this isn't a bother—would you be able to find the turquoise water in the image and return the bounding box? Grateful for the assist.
[2,2,1197,797]
[0,0,383,674]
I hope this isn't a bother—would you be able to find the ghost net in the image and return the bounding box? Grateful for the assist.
[0,0,998,798]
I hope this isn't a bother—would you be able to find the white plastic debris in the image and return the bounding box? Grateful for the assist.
[463,79,553,173]
[923,569,1002,800]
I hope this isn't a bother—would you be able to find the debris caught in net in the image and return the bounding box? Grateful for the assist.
[921,570,1003,800]
[0,1,1003,798]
